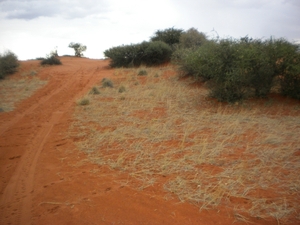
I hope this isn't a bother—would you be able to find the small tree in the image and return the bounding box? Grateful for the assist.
[150,27,183,47]
[68,42,87,57]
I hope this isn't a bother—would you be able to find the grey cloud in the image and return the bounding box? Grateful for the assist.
[284,0,300,7]
[0,0,110,20]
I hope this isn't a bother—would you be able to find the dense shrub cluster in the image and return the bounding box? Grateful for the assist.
[41,55,62,65]
[175,37,300,102]
[0,51,19,79]
[150,27,183,47]
[104,41,172,67]
[104,27,185,68]
[179,28,207,49]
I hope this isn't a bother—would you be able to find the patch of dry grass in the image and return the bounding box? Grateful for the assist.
[70,65,300,223]
[0,74,47,112]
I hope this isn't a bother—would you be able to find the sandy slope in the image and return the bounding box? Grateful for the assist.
[0,57,280,225]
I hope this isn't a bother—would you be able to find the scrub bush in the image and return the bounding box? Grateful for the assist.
[0,51,19,79]
[104,41,172,68]
[41,55,62,65]
[150,27,183,47]
[175,36,300,102]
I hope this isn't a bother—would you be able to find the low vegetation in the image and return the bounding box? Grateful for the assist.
[77,98,90,106]
[104,41,172,68]
[89,86,100,95]
[101,78,114,88]
[0,70,47,111]
[71,66,300,224]
[174,37,300,102]
[0,50,19,79]
[150,27,183,47]
[41,55,62,66]
[104,26,299,102]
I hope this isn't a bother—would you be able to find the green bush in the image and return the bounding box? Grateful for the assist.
[41,55,62,65]
[175,37,300,102]
[143,41,172,66]
[175,40,221,81]
[0,51,19,79]
[179,28,207,49]
[205,39,249,102]
[104,42,147,67]
[266,39,300,99]
[150,27,183,47]
[104,41,172,68]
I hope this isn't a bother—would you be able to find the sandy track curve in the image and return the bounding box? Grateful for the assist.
[0,58,110,225]
[0,57,261,225]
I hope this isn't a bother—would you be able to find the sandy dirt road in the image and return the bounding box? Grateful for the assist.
[0,57,267,225]
[0,57,112,224]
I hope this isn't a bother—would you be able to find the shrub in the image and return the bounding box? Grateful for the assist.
[176,36,300,102]
[150,27,183,47]
[205,39,249,102]
[143,41,172,66]
[0,51,19,79]
[266,39,300,99]
[179,28,207,49]
[89,86,100,95]
[104,42,148,67]
[118,86,126,93]
[41,55,62,65]
[78,98,90,106]
[104,41,172,68]
[102,78,114,88]
[138,70,147,76]
[175,40,220,81]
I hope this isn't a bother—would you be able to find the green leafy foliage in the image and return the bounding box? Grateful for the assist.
[104,41,172,68]
[143,41,172,66]
[68,42,87,57]
[266,39,300,99]
[0,51,19,79]
[179,28,207,49]
[150,27,183,47]
[175,36,300,102]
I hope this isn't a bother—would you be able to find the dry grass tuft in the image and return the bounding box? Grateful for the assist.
[77,97,90,106]
[0,75,47,112]
[70,65,300,223]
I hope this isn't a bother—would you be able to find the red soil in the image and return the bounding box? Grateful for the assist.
[0,57,295,225]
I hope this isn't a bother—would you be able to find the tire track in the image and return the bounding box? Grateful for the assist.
[0,59,107,225]
[0,67,83,137]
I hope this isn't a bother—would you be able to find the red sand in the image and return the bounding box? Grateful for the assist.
[0,57,294,225]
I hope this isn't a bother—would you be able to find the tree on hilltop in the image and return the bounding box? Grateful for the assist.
[68,42,87,57]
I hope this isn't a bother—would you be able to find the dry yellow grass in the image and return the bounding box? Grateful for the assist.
[0,72,47,111]
[70,65,300,223]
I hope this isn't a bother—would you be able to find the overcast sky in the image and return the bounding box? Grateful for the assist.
[0,0,299,60]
